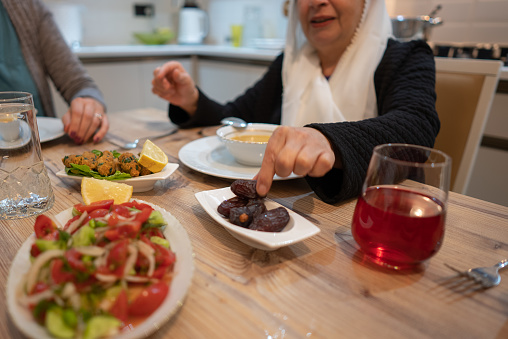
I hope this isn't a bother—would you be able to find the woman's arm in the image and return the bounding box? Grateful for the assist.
[168,54,285,128]
[305,39,440,204]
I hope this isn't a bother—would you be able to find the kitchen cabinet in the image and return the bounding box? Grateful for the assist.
[196,59,269,104]
[467,89,508,206]
[49,58,193,118]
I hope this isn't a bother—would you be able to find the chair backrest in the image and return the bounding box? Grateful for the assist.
[434,57,502,194]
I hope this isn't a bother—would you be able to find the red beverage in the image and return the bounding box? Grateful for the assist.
[352,186,446,269]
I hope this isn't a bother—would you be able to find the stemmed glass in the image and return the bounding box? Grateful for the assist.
[351,143,451,270]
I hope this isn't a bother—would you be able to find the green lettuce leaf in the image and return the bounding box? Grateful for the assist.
[65,164,131,181]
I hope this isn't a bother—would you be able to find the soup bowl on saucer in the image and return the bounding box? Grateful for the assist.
[216,123,278,166]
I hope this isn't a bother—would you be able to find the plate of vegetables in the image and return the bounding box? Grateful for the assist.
[6,199,194,339]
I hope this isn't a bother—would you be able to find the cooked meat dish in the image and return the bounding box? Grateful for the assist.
[62,150,152,178]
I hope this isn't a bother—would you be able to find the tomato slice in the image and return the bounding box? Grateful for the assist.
[51,259,75,284]
[30,282,49,295]
[134,207,152,224]
[107,212,121,227]
[110,289,128,323]
[128,281,169,317]
[153,243,176,268]
[110,205,132,218]
[64,215,80,231]
[81,208,110,227]
[121,200,153,211]
[104,222,141,241]
[74,199,114,213]
[88,208,110,219]
[107,239,129,271]
[140,235,175,269]
[65,248,88,272]
[141,228,164,239]
[30,243,42,258]
[34,215,58,239]
[151,266,170,280]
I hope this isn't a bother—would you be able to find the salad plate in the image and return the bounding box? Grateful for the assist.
[36,117,65,143]
[179,136,301,181]
[195,187,320,251]
[6,199,194,339]
[56,163,179,192]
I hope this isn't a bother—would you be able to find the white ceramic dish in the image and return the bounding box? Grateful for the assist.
[195,187,320,251]
[6,199,194,339]
[0,120,31,149]
[216,123,278,166]
[179,136,301,181]
[37,117,65,143]
[56,162,179,192]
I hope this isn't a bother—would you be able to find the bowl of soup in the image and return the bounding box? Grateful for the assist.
[216,123,279,166]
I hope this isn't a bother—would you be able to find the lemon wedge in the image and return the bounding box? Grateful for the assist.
[138,140,168,173]
[81,177,133,205]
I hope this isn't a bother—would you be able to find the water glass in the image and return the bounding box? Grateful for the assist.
[0,92,55,219]
[351,143,451,270]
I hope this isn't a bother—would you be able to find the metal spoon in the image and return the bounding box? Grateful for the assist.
[220,117,248,129]
[429,4,441,18]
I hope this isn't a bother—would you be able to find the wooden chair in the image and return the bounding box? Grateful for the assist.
[434,57,502,194]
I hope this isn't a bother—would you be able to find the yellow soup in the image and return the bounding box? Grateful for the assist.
[229,134,271,143]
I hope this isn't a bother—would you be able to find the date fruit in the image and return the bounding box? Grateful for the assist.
[229,206,254,228]
[249,207,290,232]
[231,179,260,199]
[217,196,248,217]
[219,180,290,232]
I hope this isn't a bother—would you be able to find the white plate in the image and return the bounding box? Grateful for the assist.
[195,187,320,251]
[56,162,179,192]
[0,120,31,149]
[179,136,301,181]
[6,199,194,339]
[37,117,65,143]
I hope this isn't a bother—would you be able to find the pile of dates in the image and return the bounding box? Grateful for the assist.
[217,179,290,232]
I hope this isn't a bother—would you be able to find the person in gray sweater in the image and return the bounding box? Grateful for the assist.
[0,0,108,144]
[152,0,440,204]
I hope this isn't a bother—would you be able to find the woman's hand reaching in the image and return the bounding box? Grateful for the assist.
[62,97,108,144]
[152,61,199,115]
[255,126,338,196]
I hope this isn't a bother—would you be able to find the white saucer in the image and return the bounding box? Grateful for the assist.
[0,120,31,149]
[179,136,301,181]
[36,117,65,143]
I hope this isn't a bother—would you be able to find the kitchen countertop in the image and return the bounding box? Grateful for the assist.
[72,44,282,62]
[73,44,508,80]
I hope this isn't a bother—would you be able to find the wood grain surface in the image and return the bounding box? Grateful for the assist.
[1,108,508,339]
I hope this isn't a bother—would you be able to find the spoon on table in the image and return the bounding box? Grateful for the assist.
[220,117,248,129]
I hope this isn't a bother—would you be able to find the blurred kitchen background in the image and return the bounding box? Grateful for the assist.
[41,0,508,207]
[40,0,508,47]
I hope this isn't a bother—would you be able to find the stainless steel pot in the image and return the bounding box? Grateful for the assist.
[391,15,443,42]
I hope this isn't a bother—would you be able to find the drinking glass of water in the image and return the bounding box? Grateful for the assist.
[351,143,451,270]
[0,92,54,219]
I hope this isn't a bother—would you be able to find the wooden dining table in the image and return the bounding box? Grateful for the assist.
[2,108,508,339]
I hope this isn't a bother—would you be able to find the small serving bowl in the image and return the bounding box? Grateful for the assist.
[216,123,279,166]
[195,187,320,251]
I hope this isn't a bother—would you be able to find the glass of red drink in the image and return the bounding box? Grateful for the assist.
[351,143,451,270]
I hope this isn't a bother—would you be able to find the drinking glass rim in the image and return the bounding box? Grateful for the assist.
[0,91,33,102]
[373,143,451,168]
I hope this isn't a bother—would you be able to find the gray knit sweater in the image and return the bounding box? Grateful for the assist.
[1,0,105,117]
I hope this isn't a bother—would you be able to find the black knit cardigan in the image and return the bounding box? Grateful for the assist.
[169,39,440,204]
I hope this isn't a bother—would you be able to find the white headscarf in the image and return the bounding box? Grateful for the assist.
[281,0,393,127]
